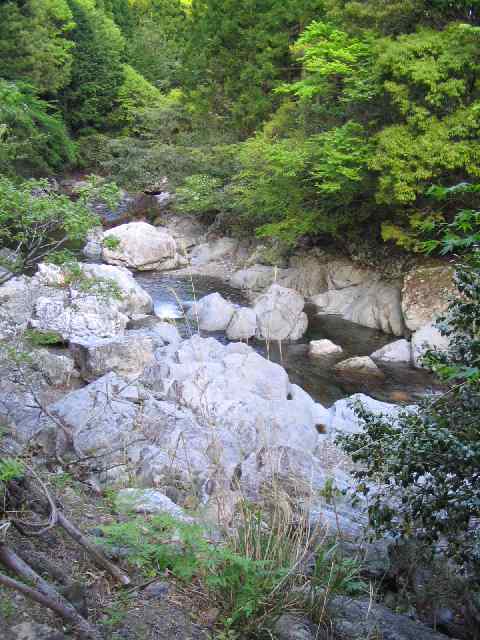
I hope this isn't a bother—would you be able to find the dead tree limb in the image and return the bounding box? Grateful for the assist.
[57,511,130,586]
[0,544,102,640]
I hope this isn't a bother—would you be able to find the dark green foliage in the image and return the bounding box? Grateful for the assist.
[0,80,76,175]
[60,0,125,131]
[184,0,325,134]
[0,0,75,94]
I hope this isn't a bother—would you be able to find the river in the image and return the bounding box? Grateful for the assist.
[135,271,440,407]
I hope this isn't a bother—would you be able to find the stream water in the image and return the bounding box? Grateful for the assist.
[135,271,440,407]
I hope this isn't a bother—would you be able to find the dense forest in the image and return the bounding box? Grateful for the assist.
[1,0,480,251]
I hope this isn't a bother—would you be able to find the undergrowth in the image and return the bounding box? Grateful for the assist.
[100,500,366,638]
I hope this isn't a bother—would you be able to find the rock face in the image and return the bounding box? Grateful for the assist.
[313,281,404,336]
[187,292,235,331]
[371,339,412,364]
[190,238,241,267]
[402,265,456,331]
[334,356,385,379]
[226,307,257,341]
[253,284,308,341]
[308,339,343,357]
[0,276,40,338]
[411,323,449,368]
[102,222,180,271]
[330,596,450,640]
[69,334,155,381]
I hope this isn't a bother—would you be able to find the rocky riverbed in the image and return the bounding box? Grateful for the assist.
[0,215,462,640]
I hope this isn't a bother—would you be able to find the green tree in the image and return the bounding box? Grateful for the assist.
[0,175,119,284]
[0,0,75,95]
[184,0,325,134]
[125,0,188,90]
[61,0,125,131]
[0,80,76,175]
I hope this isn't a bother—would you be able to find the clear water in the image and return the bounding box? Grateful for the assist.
[135,272,440,407]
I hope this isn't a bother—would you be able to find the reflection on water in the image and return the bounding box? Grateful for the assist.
[135,272,440,407]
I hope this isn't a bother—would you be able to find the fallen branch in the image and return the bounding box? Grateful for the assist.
[57,511,130,586]
[0,544,102,640]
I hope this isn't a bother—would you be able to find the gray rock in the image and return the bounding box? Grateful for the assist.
[0,275,54,339]
[334,356,385,379]
[34,262,153,317]
[115,488,190,520]
[30,293,128,340]
[82,226,103,260]
[34,349,79,387]
[273,614,317,640]
[411,323,450,369]
[371,339,412,364]
[103,221,180,271]
[312,281,404,336]
[190,238,240,266]
[187,292,235,332]
[226,307,257,341]
[326,393,411,435]
[10,622,66,640]
[330,596,450,640]
[230,265,279,293]
[47,372,147,468]
[69,334,155,381]
[308,339,343,357]
[254,284,308,341]
[80,263,153,315]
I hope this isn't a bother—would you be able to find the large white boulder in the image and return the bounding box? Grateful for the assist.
[371,339,412,364]
[69,334,155,381]
[253,284,308,341]
[102,222,180,271]
[402,265,456,331]
[187,292,235,332]
[33,262,153,316]
[30,293,128,340]
[226,307,257,341]
[411,323,449,368]
[80,263,153,315]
